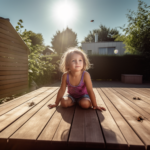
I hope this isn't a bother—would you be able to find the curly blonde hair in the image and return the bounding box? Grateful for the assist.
[59,47,91,73]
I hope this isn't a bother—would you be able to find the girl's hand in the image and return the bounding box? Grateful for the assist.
[47,103,57,109]
[93,106,106,111]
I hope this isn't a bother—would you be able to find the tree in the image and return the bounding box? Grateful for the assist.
[15,20,57,87]
[15,20,44,47]
[51,27,78,54]
[15,19,32,49]
[115,0,150,80]
[29,32,44,46]
[83,24,120,43]
[115,0,150,55]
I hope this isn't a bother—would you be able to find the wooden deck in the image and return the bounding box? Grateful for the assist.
[0,81,150,150]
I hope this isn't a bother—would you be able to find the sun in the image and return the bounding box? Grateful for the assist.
[53,0,76,27]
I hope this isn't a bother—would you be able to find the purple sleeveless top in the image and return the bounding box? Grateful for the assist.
[66,71,88,98]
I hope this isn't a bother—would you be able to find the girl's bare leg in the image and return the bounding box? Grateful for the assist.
[60,97,75,108]
[78,98,91,109]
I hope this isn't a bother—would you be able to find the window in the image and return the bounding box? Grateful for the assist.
[98,48,107,54]
[107,47,115,55]
[98,47,116,55]
[87,50,92,55]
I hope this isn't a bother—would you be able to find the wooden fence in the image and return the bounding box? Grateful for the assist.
[0,17,30,99]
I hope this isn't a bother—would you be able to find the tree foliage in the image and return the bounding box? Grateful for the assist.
[115,0,150,79]
[83,24,120,43]
[29,32,44,46]
[51,27,78,54]
[15,20,57,87]
[115,0,150,55]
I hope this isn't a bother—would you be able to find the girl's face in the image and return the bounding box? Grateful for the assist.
[68,53,84,72]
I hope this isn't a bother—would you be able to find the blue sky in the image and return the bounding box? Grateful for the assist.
[1,0,150,46]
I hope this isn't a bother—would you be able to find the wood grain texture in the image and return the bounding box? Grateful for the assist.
[0,46,27,57]
[0,88,58,132]
[0,22,9,31]
[94,88,128,150]
[84,108,105,149]
[0,87,28,101]
[8,94,58,150]
[0,89,58,140]
[0,37,25,49]
[131,88,150,98]
[0,87,51,115]
[0,42,26,54]
[110,88,150,121]
[0,66,28,71]
[0,70,27,76]
[101,88,150,150]
[37,106,75,149]
[113,88,150,115]
[69,104,105,149]
[97,88,145,150]
[0,81,28,91]
[123,88,150,105]
[0,84,28,97]
[0,87,49,107]
[0,77,28,86]
[0,27,15,38]
[0,74,28,80]
[0,19,30,54]
[0,56,27,64]
[0,61,28,67]
[69,106,86,148]
[0,32,20,45]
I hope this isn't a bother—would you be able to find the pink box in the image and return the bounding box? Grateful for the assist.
[121,74,143,84]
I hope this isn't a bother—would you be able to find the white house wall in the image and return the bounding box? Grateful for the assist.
[82,42,125,55]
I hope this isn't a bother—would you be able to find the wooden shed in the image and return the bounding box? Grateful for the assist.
[0,17,30,99]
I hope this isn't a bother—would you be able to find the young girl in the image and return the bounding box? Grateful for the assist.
[48,47,106,111]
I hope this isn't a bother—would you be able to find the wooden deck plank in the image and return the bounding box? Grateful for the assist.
[123,88,150,105]
[0,89,58,150]
[34,90,75,149]
[94,89,128,150]
[110,88,150,121]
[52,106,75,147]
[130,88,150,98]
[0,87,49,108]
[0,87,51,116]
[7,92,59,150]
[0,87,58,132]
[97,88,145,150]
[84,107,105,149]
[69,103,105,149]
[101,88,150,150]
[38,106,65,140]
[113,88,150,115]
[0,87,48,107]
[68,106,88,148]
[0,81,150,150]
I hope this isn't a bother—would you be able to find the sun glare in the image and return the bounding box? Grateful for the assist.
[53,0,76,27]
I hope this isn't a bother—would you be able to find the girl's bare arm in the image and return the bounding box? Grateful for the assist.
[48,73,67,108]
[84,72,106,111]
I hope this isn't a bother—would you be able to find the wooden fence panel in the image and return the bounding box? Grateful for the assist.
[0,19,29,99]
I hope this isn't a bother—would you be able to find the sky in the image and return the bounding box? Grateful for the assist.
[1,0,150,47]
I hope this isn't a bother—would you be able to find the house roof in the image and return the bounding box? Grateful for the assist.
[0,17,30,54]
[82,41,123,44]
[43,47,55,55]
[46,47,54,52]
